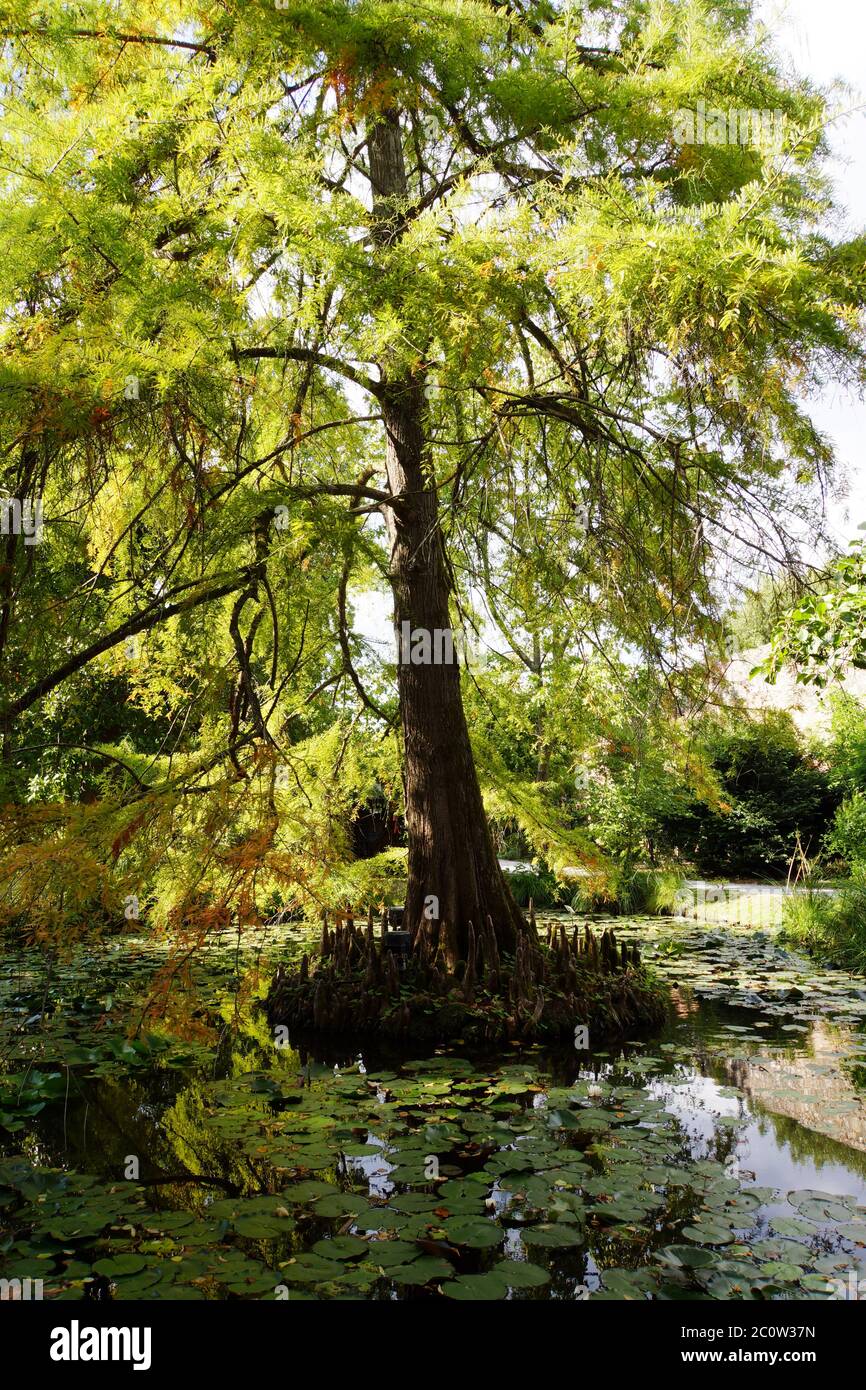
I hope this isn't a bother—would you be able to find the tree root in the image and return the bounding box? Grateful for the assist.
[265,911,669,1044]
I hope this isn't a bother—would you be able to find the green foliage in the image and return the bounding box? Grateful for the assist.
[541,662,836,881]
[577,748,696,869]
[825,692,866,792]
[316,848,408,915]
[724,573,805,652]
[0,675,175,805]
[814,693,866,879]
[759,537,866,688]
[476,731,602,879]
[825,791,866,865]
[627,869,683,916]
[780,886,836,955]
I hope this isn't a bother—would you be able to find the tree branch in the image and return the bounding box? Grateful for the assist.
[3,573,250,725]
[234,345,381,398]
[10,28,217,59]
[337,557,394,727]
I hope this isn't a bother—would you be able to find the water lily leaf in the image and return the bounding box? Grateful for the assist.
[313,1193,370,1218]
[657,1245,719,1269]
[92,1255,146,1277]
[787,1190,837,1207]
[354,1208,410,1233]
[310,1236,368,1260]
[390,1257,452,1284]
[681,1227,735,1246]
[701,1272,757,1299]
[279,1255,345,1283]
[283,1180,335,1201]
[494,1259,549,1288]
[600,1268,652,1298]
[443,1273,508,1300]
[232,1215,287,1238]
[522,1223,583,1248]
[367,1240,419,1267]
[795,1199,853,1223]
[800,1273,838,1294]
[759,1261,802,1283]
[770,1217,817,1238]
[443,1219,502,1249]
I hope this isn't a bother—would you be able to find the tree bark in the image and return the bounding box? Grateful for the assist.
[368,108,527,970]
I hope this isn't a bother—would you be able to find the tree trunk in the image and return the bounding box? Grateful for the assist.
[368,108,527,970]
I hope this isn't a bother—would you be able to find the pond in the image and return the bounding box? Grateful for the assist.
[3,917,866,1301]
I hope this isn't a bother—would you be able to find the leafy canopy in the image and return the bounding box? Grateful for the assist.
[0,0,863,929]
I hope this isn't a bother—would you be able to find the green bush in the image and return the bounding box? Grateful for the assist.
[660,715,838,877]
[819,696,866,872]
[826,792,866,865]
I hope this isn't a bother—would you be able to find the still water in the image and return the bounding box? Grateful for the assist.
[3,917,866,1300]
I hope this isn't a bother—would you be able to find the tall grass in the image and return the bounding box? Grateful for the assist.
[781,868,866,974]
[505,865,561,909]
[569,867,683,917]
